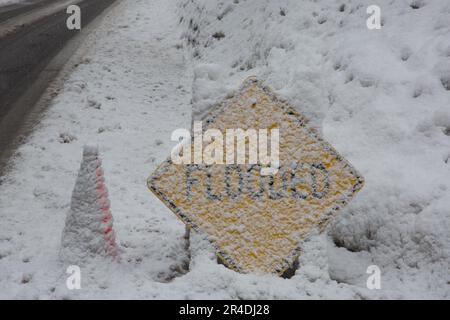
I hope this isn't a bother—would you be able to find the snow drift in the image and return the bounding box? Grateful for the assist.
[178,0,450,298]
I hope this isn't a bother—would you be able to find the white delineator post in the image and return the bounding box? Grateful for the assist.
[60,146,118,263]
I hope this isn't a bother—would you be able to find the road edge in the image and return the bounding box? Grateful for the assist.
[0,0,122,177]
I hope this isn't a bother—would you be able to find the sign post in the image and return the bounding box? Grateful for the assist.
[148,77,364,275]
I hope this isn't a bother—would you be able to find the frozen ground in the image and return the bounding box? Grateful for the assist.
[0,0,449,299]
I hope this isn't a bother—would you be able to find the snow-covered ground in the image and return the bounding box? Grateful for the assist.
[0,0,449,299]
[179,0,450,299]
[0,0,193,299]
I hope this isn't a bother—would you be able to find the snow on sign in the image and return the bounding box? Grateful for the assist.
[147,77,364,275]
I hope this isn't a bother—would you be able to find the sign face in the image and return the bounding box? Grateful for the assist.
[148,77,364,275]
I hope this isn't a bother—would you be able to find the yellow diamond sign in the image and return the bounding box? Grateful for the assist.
[148,77,364,275]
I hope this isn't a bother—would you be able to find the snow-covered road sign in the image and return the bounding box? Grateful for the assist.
[147,77,364,275]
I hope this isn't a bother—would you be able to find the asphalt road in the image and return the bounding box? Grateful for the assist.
[0,0,115,174]
[0,0,60,23]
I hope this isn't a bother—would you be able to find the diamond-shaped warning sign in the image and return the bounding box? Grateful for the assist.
[148,77,364,275]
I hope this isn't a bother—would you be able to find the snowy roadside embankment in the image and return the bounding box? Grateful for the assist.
[178,0,450,298]
[0,0,193,299]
